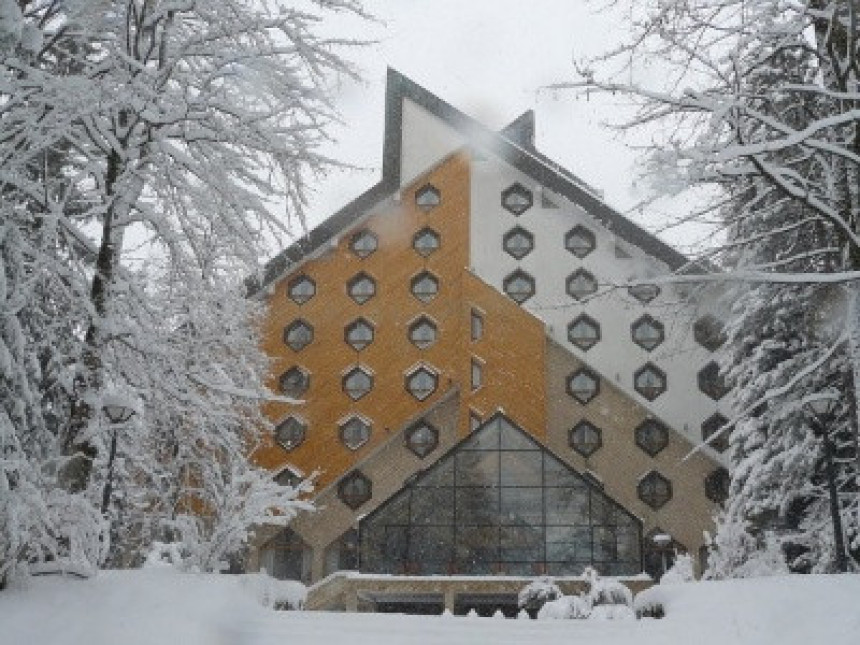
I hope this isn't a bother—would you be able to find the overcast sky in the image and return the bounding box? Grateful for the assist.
[298,1,703,253]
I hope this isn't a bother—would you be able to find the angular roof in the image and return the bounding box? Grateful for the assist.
[248,68,688,297]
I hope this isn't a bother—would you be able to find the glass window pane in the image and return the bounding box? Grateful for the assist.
[456,488,500,525]
[500,451,542,486]
[500,525,544,562]
[409,525,454,564]
[414,458,455,487]
[456,450,499,486]
[545,486,590,524]
[500,487,543,525]
[410,488,454,525]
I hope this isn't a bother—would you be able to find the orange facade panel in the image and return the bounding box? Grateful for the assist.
[257,153,473,489]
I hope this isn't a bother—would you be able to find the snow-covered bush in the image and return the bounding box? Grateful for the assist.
[517,576,562,615]
[238,572,307,611]
[634,586,667,619]
[537,595,591,620]
[585,570,633,608]
[535,568,633,620]
[661,552,695,585]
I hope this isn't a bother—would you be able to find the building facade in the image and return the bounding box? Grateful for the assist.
[248,70,730,593]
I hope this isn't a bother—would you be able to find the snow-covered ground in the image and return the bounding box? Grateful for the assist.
[2,569,859,645]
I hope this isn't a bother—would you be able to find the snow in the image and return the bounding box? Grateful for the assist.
[2,569,860,645]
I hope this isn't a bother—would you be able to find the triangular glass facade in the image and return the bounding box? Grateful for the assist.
[360,415,642,576]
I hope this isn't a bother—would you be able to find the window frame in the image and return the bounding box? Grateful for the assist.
[415,184,441,211]
[564,225,596,258]
[348,229,379,258]
[569,420,603,457]
[566,368,600,404]
[412,227,441,257]
[283,318,314,352]
[339,415,372,451]
[634,419,669,457]
[503,269,536,304]
[410,270,440,303]
[287,275,316,305]
[502,226,535,260]
[344,317,374,351]
[634,363,667,401]
[405,364,439,401]
[567,314,601,351]
[347,271,377,305]
[342,365,373,401]
[274,416,307,451]
[279,366,310,398]
[405,420,440,459]
[338,470,372,509]
[631,314,665,351]
[501,182,534,215]
[408,315,438,349]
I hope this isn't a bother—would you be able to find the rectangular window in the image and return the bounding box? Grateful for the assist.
[470,309,484,341]
[471,358,483,391]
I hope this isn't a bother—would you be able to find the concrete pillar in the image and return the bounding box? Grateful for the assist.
[443,587,456,612]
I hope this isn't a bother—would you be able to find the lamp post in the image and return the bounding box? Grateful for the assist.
[804,393,848,573]
[102,403,135,515]
[652,533,673,579]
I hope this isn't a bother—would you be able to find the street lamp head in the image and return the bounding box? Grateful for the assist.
[103,404,135,424]
[805,391,840,418]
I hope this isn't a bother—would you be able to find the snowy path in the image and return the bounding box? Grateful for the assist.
[2,569,859,645]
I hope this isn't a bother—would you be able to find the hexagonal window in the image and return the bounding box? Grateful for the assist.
[274,466,302,488]
[564,225,596,258]
[274,416,306,451]
[283,319,314,352]
[408,316,438,349]
[635,419,669,457]
[279,366,310,398]
[566,269,598,301]
[347,272,376,304]
[405,365,438,401]
[631,315,665,351]
[698,361,730,401]
[503,269,535,304]
[628,284,660,304]
[705,467,730,503]
[338,470,372,509]
[503,226,534,259]
[345,318,374,351]
[569,420,603,457]
[694,314,726,351]
[339,416,371,451]
[411,271,439,303]
[567,368,600,404]
[287,275,316,305]
[342,365,373,401]
[702,413,730,453]
[349,229,378,258]
[634,363,666,401]
[415,184,441,211]
[501,183,533,215]
[638,471,673,509]
[405,420,439,458]
[413,227,440,257]
[568,314,601,351]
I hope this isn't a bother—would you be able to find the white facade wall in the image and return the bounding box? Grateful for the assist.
[469,156,730,459]
[397,97,729,461]
[400,99,465,187]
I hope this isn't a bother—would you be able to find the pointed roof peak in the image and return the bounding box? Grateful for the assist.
[500,110,535,147]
